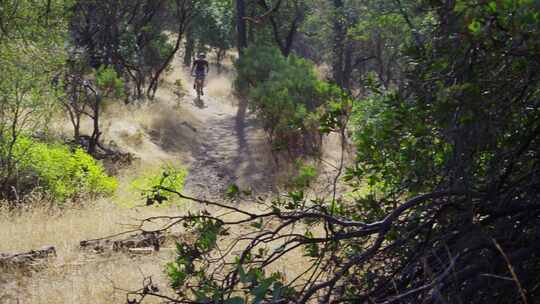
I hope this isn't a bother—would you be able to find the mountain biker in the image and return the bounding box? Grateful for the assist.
[191,52,209,96]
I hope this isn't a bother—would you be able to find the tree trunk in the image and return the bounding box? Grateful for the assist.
[248,3,256,44]
[73,115,81,143]
[88,95,101,155]
[258,0,300,57]
[184,31,194,66]
[342,41,353,91]
[147,0,189,100]
[331,0,346,88]
[236,0,248,56]
[216,48,226,74]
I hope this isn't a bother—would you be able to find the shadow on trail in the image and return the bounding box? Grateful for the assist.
[193,97,206,109]
[184,95,277,198]
[232,97,275,191]
[235,97,248,150]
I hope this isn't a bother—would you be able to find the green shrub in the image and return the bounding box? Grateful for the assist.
[130,164,187,206]
[13,137,117,202]
[173,79,186,99]
[349,88,451,197]
[235,46,341,155]
[95,65,125,97]
[290,161,317,189]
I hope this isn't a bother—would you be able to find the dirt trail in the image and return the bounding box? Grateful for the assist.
[153,60,277,199]
[97,57,343,199]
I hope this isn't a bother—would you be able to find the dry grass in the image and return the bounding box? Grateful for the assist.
[0,201,191,304]
[0,199,314,304]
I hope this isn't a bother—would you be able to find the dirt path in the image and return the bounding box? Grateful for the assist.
[94,56,278,200]
[155,65,277,199]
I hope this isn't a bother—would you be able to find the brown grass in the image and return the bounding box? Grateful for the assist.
[0,199,315,304]
[0,201,189,304]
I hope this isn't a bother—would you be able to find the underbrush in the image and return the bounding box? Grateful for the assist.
[235,45,342,157]
[288,160,318,189]
[0,199,181,304]
[2,137,117,203]
[127,163,188,207]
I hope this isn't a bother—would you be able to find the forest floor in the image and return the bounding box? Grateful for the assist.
[0,55,348,303]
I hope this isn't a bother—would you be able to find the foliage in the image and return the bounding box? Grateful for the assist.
[11,137,117,202]
[235,45,341,155]
[349,87,450,197]
[289,160,317,189]
[0,0,70,200]
[300,0,421,90]
[190,0,235,54]
[343,0,540,301]
[2,0,539,302]
[131,164,187,206]
[70,0,194,99]
[95,66,125,98]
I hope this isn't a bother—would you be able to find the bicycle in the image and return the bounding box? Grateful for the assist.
[192,73,205,100]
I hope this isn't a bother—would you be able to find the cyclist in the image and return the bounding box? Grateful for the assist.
[191,52,209,96]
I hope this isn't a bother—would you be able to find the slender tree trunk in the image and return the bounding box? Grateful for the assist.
[184,31,194,66]
[88,95,101,155]
[258,0,300,57]
[147,0,189,99]
[73,115,81,143]
[236,0,248,56]
[331,0,345,88]
[248,3,256,44]
[216,48,226,74]
[342,41,353,91]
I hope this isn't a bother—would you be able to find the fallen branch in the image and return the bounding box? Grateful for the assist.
[0,246,56,269]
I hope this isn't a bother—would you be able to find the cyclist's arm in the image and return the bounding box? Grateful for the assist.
[205,61,210,73]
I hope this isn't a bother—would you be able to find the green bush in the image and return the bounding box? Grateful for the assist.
[235,46,341,155]
[290,161,317,189]
[95,65,125,97]
[349,88,451,197]
[13,137,117,202]
[130,164,187,206]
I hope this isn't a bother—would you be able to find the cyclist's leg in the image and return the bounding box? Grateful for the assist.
[194,78,201,97]
[195,73,205,95]
[200,76,205,95]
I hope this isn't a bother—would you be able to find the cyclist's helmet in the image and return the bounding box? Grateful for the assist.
[198,52,206,59]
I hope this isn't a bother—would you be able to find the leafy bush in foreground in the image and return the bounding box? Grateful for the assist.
[13,137,117,202]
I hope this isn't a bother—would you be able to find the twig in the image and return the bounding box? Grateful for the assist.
[492,238,529,304]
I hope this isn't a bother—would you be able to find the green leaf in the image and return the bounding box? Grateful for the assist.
[487,1,497,13]
[226,184,240,198]
[272,282,285,301]
[468,20,482,34]
[250,219,264,229]
[251,277,275,303]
